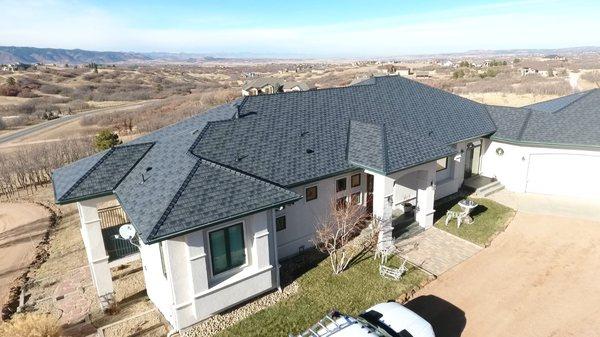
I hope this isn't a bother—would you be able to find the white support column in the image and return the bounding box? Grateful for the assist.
[416,168,436,229]
[77,198,115,310]
[186,233,209,296]
[370,172,396,251]
[251,212,272,270]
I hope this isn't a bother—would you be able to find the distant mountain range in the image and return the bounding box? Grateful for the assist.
[0,46,153,64]
[1,45,599,64]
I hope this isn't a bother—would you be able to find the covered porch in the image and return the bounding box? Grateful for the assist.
[366,160,438,251]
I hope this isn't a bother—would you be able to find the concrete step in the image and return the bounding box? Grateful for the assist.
[475,181,505,197]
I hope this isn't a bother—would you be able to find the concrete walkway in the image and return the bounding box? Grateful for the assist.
[396,227,482,276]
[489,190,600,221]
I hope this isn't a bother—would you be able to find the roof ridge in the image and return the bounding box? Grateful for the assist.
[149,159,202,241]
[381,123,390,173]
[60,142,156,202]
[551,89,596,114]
[148,157,299,241]
[517,109,534,140]
[111,142,155,192]
[61,147,115,201]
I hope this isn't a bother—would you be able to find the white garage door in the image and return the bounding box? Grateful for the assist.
[526,153,600,198]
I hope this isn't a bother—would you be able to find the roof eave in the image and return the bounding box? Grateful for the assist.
[55,190,114,205]
[142,195,302,245]
[490,136,600,151]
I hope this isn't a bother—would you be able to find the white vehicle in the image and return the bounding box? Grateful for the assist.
[291,302,435,337]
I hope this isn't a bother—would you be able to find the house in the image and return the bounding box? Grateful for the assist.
[282,81,310,92]
[519,67,539,76]
[242,77,309,96]
[241,77,282,96]
[413,70,435,78]
[51,76,600,332]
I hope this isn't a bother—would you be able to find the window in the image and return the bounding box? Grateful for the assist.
[351,192,362,205]
[275,216,286,231]
[209,223,246,275]
[336,197,348,210]
[159,242,167,279]
[336,178,347,192]
[351,174,361,188]
[305,186,318,201]
[436,157,448,172]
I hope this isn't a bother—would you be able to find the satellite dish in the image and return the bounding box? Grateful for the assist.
[119,224,137,240]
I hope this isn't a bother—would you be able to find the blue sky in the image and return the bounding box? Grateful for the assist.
[2,0,600,57]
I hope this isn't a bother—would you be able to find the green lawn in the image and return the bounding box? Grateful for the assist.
[216,253,428,337]
[434,197,515,246]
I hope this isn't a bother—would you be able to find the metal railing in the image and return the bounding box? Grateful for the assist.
[98,205,139,262]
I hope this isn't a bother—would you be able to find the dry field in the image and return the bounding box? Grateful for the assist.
[0,201,51,309]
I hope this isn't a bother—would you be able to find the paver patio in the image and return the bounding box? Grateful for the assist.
[396,227,482,276]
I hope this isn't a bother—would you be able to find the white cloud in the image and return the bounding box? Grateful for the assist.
[1,0,598,56]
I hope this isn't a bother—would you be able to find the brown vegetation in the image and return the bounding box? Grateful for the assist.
[313,200,378,275]
[80,89,237,134]
[0,313,61,337]
[0,138,95,198]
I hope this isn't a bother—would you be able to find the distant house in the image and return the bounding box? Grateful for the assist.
[242,77,309,96]
[519,67,539,76]
[282,81,310,92]
[413,70,435,78]
[538,69,553,77]
[242,77,283,96]
[1,62,32,72]
[544,54,567,62]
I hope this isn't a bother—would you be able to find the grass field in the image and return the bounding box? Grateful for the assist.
[434,197,515,246]
[216,252,428,337]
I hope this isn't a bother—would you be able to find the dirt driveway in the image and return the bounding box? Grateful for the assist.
[0,202,51,308]
[406,211,600,337]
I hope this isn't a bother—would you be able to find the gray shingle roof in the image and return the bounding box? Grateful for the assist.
[242,77,282,91]
[488,89,600,148]
[54,143,153,203]
[194,76,494,185]
[52,75,498,243]
[147,160,299,242]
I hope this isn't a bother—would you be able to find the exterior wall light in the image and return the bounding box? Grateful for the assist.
[496,147,504,156]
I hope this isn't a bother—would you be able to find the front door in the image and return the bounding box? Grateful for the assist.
[464,141,482,178]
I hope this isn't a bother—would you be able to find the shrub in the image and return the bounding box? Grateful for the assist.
[0,85,20,97]
[93,129,122,150]
[0,313,61,337]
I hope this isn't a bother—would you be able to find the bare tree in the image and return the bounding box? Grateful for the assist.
[582,71,600,88]
[312,199,379,275]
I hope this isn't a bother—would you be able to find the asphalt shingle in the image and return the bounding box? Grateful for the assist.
[489,89,600,147]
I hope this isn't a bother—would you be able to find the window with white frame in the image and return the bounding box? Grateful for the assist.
[209,223,246,275]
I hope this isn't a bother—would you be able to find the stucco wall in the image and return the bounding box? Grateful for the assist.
[435,141,469,199]
[481,139,600,197]
[139,210,277,329]
[276,170,367,259]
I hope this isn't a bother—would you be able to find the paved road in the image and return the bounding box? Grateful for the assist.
[0,100,158,145]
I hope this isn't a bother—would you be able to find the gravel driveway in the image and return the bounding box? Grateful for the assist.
[406,211,600,337]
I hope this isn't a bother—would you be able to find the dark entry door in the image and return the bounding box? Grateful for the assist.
[464,141,482,178]
[366,174,374,214]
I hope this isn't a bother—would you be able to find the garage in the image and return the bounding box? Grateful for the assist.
[525,153,600,198]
